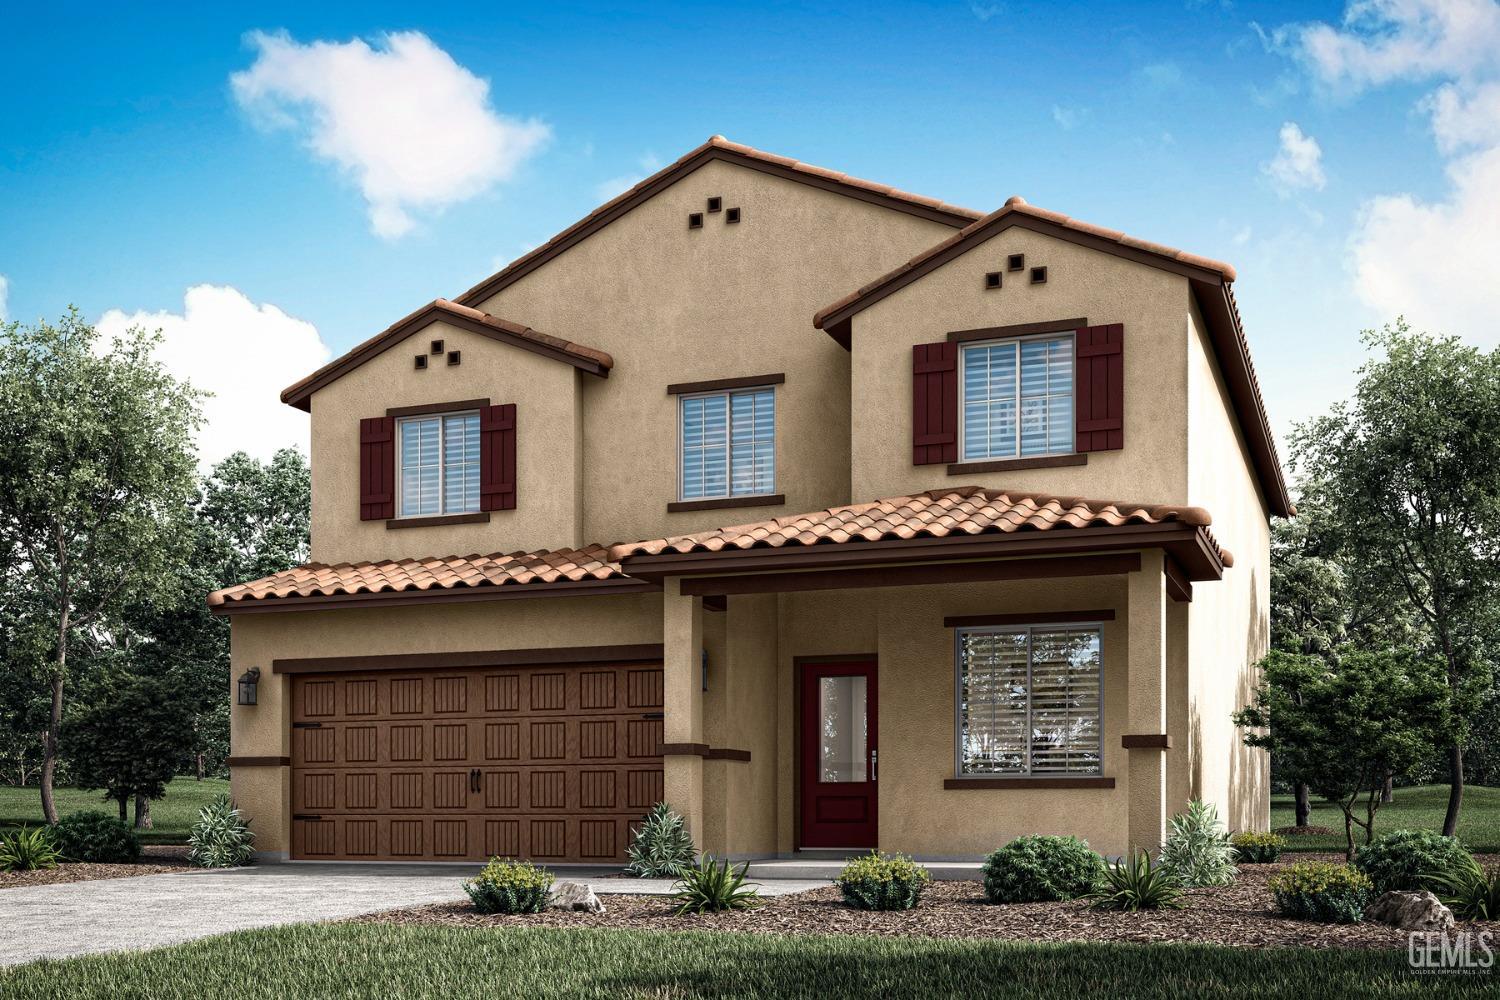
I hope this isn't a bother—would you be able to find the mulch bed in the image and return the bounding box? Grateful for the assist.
[0,845,198,889]
[354,854,1500,951]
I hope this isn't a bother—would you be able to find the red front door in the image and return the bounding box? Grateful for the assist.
[799,660,877,849]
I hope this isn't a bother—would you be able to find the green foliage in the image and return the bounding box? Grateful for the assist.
[187,794,256,868]
[1158,800,1237,887]
[462,859,554,914]
[1351,828,1473,893]
[1235,648,1450,857]
[671,856,760,914]
[982,835,1106,903]
[835,851,931,911]
[52,810,141,863]
[1088,850,1185,912]
[1270,861,1373,924]
[1426,854,1500,921]
[1230,831,1286,864]
[0,824,59,871]
[624,802,696,878]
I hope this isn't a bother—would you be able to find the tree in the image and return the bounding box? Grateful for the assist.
[0,311,201,822]
[65,662,197,825]
[1291,321,1500,837]
[1235,649,1450,858]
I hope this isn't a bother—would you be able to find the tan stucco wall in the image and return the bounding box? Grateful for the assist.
[474,157,956,546]
[1185,297,1273,833]
[228,592,661,854]
[309,319,583,564]
[847,226,1192,506]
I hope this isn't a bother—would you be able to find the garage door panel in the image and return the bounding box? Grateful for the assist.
[291,662,663,861]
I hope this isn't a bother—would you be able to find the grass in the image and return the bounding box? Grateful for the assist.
[0,776,228,844]
[1271,783,1500,854]
[0,924,1477,1000]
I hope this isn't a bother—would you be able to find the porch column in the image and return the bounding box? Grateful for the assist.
[1125,549,1168,854]
[662,577,705,845]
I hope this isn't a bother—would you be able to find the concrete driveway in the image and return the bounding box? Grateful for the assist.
[0,864,829,967]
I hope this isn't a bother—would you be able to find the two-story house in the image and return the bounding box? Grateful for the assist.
[211,136,1288,864]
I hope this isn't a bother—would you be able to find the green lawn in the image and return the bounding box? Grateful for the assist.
[0,924,1476,1000]
[1271,783,1500,853]
[0,776,227,844]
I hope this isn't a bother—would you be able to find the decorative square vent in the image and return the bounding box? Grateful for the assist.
[688,212,704,229]
[430,339,444,355]
[725,207,741,224]
[985,271,1002,289]
[447,350,462,366]
[1030,266,1048,284]
[1008,254,1025,271]
[414,354,428,370]
[707,196,722,213]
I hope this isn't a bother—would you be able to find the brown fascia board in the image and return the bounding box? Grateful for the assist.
[209,576,658,615]
[280,300,613,412]
[618,522,1225,583]
[452,136,982,310]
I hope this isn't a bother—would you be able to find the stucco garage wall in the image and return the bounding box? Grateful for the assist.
[766,573,1191,859]
[228,592,662,855]
[847,226,1192,507]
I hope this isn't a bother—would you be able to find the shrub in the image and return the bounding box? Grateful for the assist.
[672,856,760,914]
[51,811,140,863]
[1427,855,1500,921]
[0,826,60,872]
[1089,850,1185,912]
[1231,831,1286,864]
[463,859,555,914]
[1159,800,1237,887]
[188,794,256,868]
[625,802,696,878]
[1353,829,1473,894]
[1270,862,1373,923]
[982,835,1106,903]
[836,851,931,911]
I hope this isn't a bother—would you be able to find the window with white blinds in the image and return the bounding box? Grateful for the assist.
[680,387,775,500]
[961,334,1074,460]
[397,412,480,517]
[956,625,1102,776]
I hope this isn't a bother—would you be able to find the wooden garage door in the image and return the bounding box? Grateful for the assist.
[289,663,664,862]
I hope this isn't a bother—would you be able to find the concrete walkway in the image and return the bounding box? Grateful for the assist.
[0,864,829,968]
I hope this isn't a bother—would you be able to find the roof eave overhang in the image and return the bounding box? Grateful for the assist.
[617,522,1225,583]
[208,576,658,615]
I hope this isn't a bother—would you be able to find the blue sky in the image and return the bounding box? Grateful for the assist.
[3,1,1496,470]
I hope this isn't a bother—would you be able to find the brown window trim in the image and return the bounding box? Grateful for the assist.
[386,512,491,530]
[668,493,785,514]
[943,776,1115,790]
[385,397,490,418]
[947,454,1087,476]
[944,609,1116,629]
[666,373,785,395]
[1122,734,1173,750]
[947,318,1087,344]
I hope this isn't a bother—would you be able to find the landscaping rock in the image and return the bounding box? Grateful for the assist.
[1363,890,1454,932]
[547,881,605,913]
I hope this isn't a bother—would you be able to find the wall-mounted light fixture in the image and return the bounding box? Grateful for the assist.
[237,667,262,706]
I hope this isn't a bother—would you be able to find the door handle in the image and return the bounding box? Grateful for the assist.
[469,768,481,794]
[870,749,878,783]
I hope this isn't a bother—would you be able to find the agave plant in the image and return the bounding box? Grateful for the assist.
[1158,799,1237,887]
[671,856,761,914]
[1089,849,1186,912]
[0,826,60,872]
[188,794,256,868]
[626,802,697,878]
[1428,855,1500,921]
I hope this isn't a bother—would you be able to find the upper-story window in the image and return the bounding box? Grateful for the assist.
[680,387,775,500]
[398,412,481,517]
[961,334,1073,460]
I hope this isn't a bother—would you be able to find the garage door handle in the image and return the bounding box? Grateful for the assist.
[469,768,481,793]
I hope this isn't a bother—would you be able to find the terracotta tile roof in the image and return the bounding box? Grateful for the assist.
[280,299,613,411]
[454,135,983,308]
[813,195,1236,330]
[610,486,1229,564]
[207,545,633,609]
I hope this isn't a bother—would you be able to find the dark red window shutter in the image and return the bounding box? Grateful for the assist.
[912,341,958,465]
[480,403,517,511]
[358,417,395,520]
[1075,323,1124,453]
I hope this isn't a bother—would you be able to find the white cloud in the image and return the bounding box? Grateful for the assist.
[970,3,1004,22]
[0,275,8,323]
[1051,105,1086,130]
[593,153,663,203]
[1285,0,1500,93]
[1423,80,1500,151]
[1263,122,1327,194]
[231,30,550,238]
[98,286,331,465]
[1138,61,1186,91]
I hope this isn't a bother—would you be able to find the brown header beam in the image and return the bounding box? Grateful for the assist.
[947,318,1088,344]
[943,609,1116,629]
[681,553,1141,597]
[274,643,665,675]
[1122,734,1173,750]
[386,398,490,418]
[944,776,1115,790]
[666,373,785,395]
